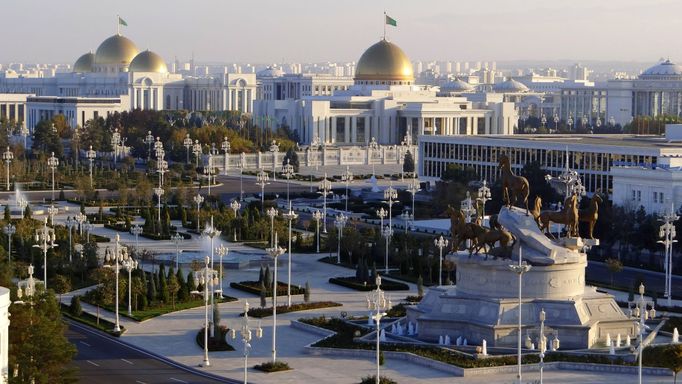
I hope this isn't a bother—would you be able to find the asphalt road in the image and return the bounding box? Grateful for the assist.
[66,320,237,384]
[586,260,682,298]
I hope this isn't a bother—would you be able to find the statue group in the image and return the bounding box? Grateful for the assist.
[448,154,601,257]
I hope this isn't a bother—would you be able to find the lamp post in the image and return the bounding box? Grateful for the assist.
[383,183,398,231]
[309,136,320,192]
[3,223,15,263]
[567,114,574,132]
[33,218,57,289]
[47,151,59,201]
[193,139,202,169]
[282,158,295,205]
[366,275,391,384]
[111,128,121,164]
[256,169,269,213]
[215,243,228,298]
[406,179,420,225]
[628,283,656,384]
[75,211,86,236]
[508,248,531,384]
[230,200,241,241]
[536,308,560,384]
[318,173,332,233]
[266,207,278,247]
[221,137,231,175]
[540,114,547,130]
[130,224,142,251]
[202,217,221,336]
[154,187,164,231]
[382,226,393,274]
[269,140,279,181]
[238,153,246,201]
[341,165,353,213]
[204,153,215,196]
[122,256,138,316]
[334,213,348,264]
[266,233,285,362]
[20,122,29,151]
[369,137,379,176]
[191,255,218,367]
[171,232,183,270]
[400,210,411,233]
[83,221,94,243]
[434,236,448,286]
[231,301,263,384]
[581,114,588,131]
[553,113,559,132]
[282,202,298,306]
[193,194,204,232]
[157,154,168,188]
[86,145,96,188]
[47,204,58,226]
[376,207,387,231]
[477,180,492,220]
[104,234,127,333]
[144,130,154,162]
[658,203,678,307]
[312,210,323,253]
[66,216,76,262]
[3,146,13,191]
[183,134,193,164]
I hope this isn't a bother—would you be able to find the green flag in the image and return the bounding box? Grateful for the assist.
[118,16,128,27]
[385,14,397,27]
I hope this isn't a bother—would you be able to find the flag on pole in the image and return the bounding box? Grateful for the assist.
[385,14,397,27]
[118,16,128,27]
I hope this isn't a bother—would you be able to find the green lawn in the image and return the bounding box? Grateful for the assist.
[60,304,124,337]
[82,296,237,322]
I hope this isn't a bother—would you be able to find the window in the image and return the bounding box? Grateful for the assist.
[632,190,636,201]
[637,190,641,202]
[654,192,658,203]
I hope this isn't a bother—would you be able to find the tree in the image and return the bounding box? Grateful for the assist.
[403,150,415,174]
[9,288,77,383]
[605,258,624,287]
[52,274,71,304]
[417,275,424,297]
[283,148,300,172]
[176,268,188,302]
[304,281,311,303]
[213,304,221,342]
[32,118,64,156]
[644,344,682,383]
[70,295,82,317]
[260,281,267,308]
[130,276,145,311]
[186,271,196,296]
[4,205,10,221]
[147,272,157,304]
[167,273,180,310]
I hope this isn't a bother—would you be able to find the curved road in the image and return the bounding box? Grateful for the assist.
[66,320,238,384]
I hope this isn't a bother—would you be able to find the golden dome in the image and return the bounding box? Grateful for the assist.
[94,34,139,65]
[354,39,414,82]
[129,50,168,73]
[73,52,94,72]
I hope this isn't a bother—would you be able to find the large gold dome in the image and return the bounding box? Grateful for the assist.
[129,50,168,73]
[94,34,139,65]
[73,52,94,72]
[354,39,414,82]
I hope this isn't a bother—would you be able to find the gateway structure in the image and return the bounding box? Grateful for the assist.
[253,39,518,146]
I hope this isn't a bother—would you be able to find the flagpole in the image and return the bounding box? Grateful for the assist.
[383,11,386,40]
[117,14,120,35]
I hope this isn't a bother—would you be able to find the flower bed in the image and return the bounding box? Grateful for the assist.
[230,281,306,297]
[196,326,235,351]
[328,277,409,292]
[253,361,291,373]
[245,301,342,318]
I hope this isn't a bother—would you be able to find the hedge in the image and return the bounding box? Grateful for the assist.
[230,281,306,297]
[328,277,409,292]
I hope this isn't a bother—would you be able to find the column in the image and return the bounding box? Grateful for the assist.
[346,116,352,143]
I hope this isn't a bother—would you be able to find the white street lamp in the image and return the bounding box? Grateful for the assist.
[477,180,492,219]
[366,275,391,384]
[658,202,678,307]
[130,224,143,251]
[266,233,286,362]
[3,224,15,263]
[193,140,202,169]
[171,232,184,270]
[204,153,216,196]
[230,301,263,384]
[47,151,59,201]
[282,158,295,205]
[341,166,353,213]
[154,187,164,231]
[238,153,246,201]
[382,226,393,274]
[144,130,155,162]
[376,207,387,231]
[157,156,168,188]
[368,137,379,177]
[628,283,656,384]
[269,140,279,181]
[3,146,13,191]
[312,210,323,253]
[47,204,58,226]
[221,137,231,175]
[83,220,94,243]
[183,134,193,164]
[406,178,420,227]
[111,128,121,164]
[202,216,221,313]
[282,202,298,306]
[230,200,242,242]
[66,216,76,262]
[86,145,96,188]
[191,255,219,367]
[75,211,86,236]
[309,136,320,192]
[318,173,332,233]
[334,213,348,264]
[434,236,448,286]
[256,169,269,213]
[104,234,127,333]
[266,207,278,248]
[383,183,398,232]
[33,217,57,288]
[20,122,29,151]
[122,256,138,316]
[193,194,205,232]
[508,248,531,384]
[215,243,229,298]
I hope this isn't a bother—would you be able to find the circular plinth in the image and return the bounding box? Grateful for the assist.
[454,253,586,300]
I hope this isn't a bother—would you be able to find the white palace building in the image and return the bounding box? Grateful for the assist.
[253,38,518,146]
[0,32,256,130]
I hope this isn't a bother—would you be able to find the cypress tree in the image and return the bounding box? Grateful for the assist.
[260,281,267,308]
[3,205,9,221]
[213,304,221,342]
[176,268,188,302]
[304,281,310,303]
[159,265,169,303]
[263,265,272,292]
[258,265,264,283]
[147,273,157,303]
[187,271,196,295]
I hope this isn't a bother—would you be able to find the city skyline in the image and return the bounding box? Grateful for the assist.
[3,0,680,64]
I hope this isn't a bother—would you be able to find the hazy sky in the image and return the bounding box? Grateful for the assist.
[3,0,679,64]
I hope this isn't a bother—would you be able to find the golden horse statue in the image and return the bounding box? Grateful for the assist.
[498,154,530,214]
[529,196,542,227]
[539,194,579,238]
[448,206,486,253]
[471,227,514,257]
[578,193,603,239]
